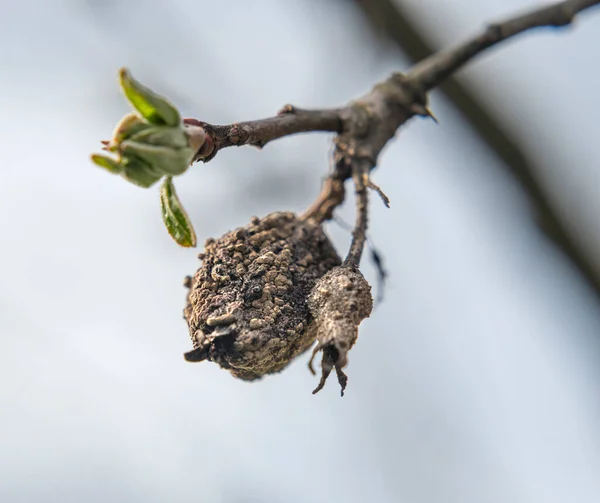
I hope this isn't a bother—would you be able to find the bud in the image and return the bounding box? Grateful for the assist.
[120,140,194,176]
[90,69,207,246]
[129,126,189,149]
[105,113,150,152]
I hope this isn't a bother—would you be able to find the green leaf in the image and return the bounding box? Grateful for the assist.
[129,126,189,148]
[91,153,122,174]
[119,68,181,127]
[109,113,151,149]
[120,157,163,188]
[120,140,194,176]
[160,176,197,247]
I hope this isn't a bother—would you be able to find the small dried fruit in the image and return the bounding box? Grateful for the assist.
[307,266,373,396]
[183,212,340,380]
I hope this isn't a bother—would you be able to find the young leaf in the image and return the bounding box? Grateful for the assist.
[160,176,197,247]
[108,113,151,149]
[129,126,189,148]
[120,140,194,176]
[121,157,163,188]
[91,153,122,174]
[119,68,181,127]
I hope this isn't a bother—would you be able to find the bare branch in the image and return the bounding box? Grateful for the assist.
[185,106,342,162]
[344,162,370,269]
[409,0,600,90]
[183,0,600,275]
[301,175,346,223]
[352,0,600,302]
[187,0,599,170]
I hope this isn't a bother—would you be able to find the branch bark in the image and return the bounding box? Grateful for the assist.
[352,0,600,301]
[187,0,600,283]
[185,106,342,162]
[409,0,600,90]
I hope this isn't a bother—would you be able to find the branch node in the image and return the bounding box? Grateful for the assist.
[278,104,298,115]
[228,124,243,145]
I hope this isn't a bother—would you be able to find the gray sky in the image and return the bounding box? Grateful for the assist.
[1,1,600,502]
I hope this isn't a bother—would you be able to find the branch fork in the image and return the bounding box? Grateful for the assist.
[91,0,600,394]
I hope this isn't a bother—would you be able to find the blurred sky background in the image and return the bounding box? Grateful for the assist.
[2,0,600,502]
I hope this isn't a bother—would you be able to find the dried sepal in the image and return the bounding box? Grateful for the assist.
[119,68,181,126]
[307,266,373,396]
[184,345,209,362]
[160,176,197,247]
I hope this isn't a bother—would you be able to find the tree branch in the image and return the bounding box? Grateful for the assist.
[351,0,600,300]
[186,0,600,274]
[184,106,342,162]
[408,0,600,90]
[343,161,370,269]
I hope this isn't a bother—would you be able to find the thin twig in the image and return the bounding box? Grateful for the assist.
[301,175,346,223]
[409,0,600,90]
[344,162,370,268]
[187,106,342,162]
